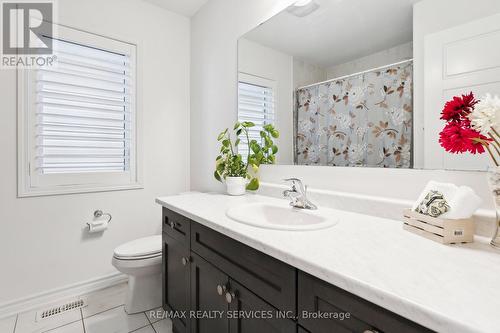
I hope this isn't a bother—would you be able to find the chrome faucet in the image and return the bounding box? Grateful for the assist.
[283,178,317,210]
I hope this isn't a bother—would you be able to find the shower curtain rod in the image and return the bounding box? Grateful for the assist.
[297,58,414,90]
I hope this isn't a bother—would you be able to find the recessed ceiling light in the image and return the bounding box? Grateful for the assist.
[288,0,319,17]
[293,0,313,6]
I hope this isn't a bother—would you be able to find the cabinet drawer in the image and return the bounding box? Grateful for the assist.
[191,222,296,314]
[298,272,433,333]
[163,207,190,245]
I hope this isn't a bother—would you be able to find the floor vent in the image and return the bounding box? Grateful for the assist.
[36,298,87,321]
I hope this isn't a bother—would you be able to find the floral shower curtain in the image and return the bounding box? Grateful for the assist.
[295,61,413,168]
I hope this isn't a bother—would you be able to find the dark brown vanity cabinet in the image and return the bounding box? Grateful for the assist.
[162,208,434,333]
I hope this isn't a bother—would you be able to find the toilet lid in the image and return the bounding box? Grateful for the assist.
[114,235,162,259]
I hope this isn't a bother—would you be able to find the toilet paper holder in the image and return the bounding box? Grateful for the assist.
[93,210,112,224]
[86,210,112,233]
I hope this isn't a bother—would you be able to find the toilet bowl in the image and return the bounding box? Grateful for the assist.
[112,235,162,314]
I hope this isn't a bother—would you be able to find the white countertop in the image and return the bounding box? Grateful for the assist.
[156,192,500,333]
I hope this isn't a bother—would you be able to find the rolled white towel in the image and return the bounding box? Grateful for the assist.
[440,186,482,219]
[412,181,458,210]
[413,181,482,219]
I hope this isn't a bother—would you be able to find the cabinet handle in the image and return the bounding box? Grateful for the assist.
[225,291,235,304]
[181,257,191,266]
[216,284,227,296]
[169,221,176,229]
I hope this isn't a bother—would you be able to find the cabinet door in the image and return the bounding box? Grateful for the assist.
[191,253,229,333]
[163,233,191,333]
[228,280,296,333]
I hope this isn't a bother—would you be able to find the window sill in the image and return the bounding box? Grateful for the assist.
[17,182,144,198]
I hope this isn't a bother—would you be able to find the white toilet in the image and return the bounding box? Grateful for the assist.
[112,235,162,314]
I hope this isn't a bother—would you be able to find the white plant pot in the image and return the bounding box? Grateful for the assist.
[226,177,246,196]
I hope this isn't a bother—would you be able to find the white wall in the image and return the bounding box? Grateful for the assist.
[190,0,495,223]
[326,42,413,79]
[0,0,190,305]
[413,0,500,168]
[238,38,293,164]
[293,58,326,89]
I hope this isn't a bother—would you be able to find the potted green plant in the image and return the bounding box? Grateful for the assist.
[214,121,279,195]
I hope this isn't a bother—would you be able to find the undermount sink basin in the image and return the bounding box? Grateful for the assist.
[226,202,338,231]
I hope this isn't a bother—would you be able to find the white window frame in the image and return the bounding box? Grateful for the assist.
[17,23,142,197]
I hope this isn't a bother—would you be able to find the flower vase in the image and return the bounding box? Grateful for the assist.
[487,166,500,248]
[225,177,246,196]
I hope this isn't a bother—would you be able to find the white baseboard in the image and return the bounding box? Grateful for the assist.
[0,272,128,319]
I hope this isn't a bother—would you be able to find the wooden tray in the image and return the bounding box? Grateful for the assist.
[403,209,474,244]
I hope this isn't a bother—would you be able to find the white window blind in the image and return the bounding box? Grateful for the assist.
[237,76,275,158]
[36,38,131,174]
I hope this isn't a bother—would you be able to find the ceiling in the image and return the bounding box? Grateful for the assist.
[244,0,421,68]
[142,0,209,17]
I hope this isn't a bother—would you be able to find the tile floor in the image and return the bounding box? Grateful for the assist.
[0,283,172,333]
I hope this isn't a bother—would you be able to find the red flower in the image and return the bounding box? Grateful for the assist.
[439,122,491,154]
[440,92,479,121]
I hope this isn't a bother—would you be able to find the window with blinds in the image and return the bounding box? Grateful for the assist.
[237,76,275,159]
[36,38,131,174]
[18,22,139,196]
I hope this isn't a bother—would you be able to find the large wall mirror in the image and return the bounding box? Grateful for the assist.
[237,0,499,171]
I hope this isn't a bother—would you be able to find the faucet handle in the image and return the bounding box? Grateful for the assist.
[283,178,301,187]
[283,178,301,182]
[283,178,300,191]
[283,178,304,192]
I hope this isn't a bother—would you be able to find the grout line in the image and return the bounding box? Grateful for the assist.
[122,313,152,333]
[13,314,18,333]
[80,309,86,333]
[39,315,84,333]
[145,308,163,325]
[144,310,153,325]
[82,303,124,320]
[79,285,127,320]
[129,323,154,333]
[145,310,159,333]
